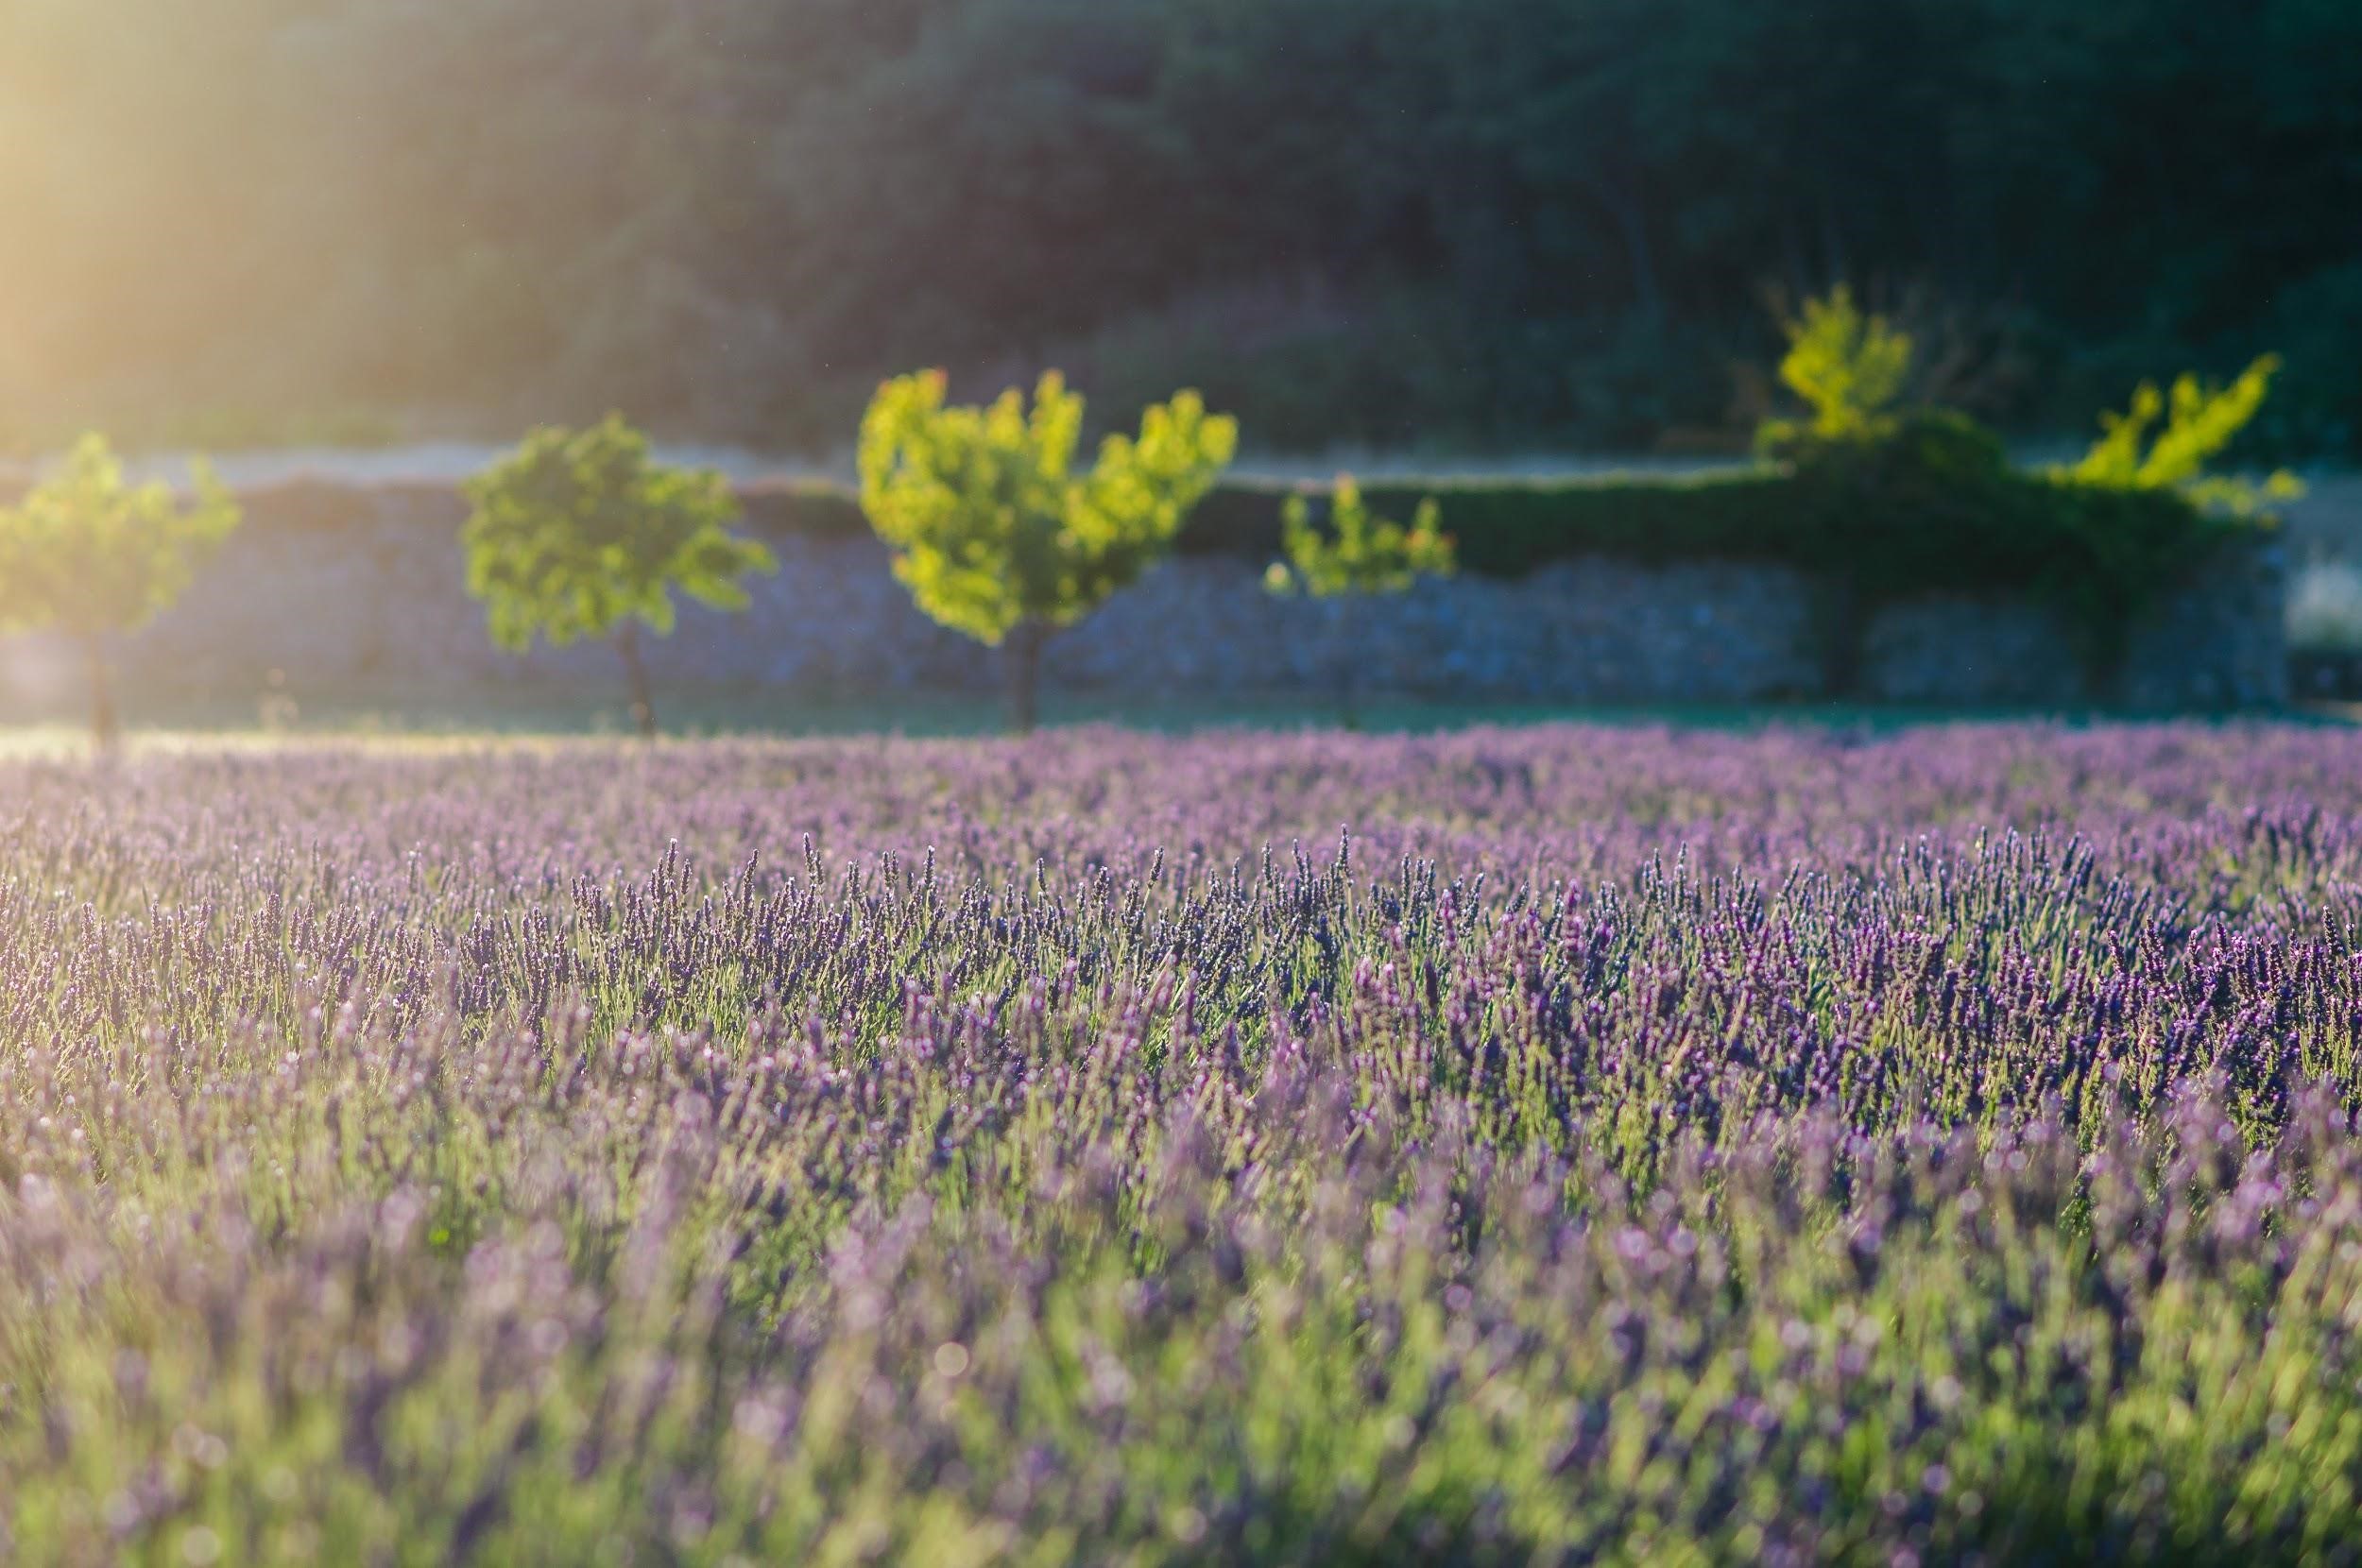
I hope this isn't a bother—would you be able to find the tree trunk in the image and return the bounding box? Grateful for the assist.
[1814,576,1868,700]
[1330,599,1361,732]
[1005,622,1047,735]
[618,624,658,740]
[82,635,118,754]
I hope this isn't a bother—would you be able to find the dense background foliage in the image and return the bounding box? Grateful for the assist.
[5,0,2356,456]
[9,724,2362,1560]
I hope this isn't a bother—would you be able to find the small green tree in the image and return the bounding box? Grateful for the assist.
[2055,354,2304,520]
[1756,285,1915,456]
[0,434,241,748]
[462,416,776,738]
[858,370,1238,731]
[1263,477,1453,728]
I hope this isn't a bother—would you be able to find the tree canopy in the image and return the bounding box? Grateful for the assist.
[462,417,775,654]
[859,371,1237,645]
[859,370,1236,728]
[2055,356,2305,523]
[461,416,777,734]
[0,435,240,640]
[4,0,2357,455]
[0,433,242,741]
[1761,288,1914,448]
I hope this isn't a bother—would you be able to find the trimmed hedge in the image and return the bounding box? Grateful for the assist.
[1178,469,1794,575]
[733,472,1810,571]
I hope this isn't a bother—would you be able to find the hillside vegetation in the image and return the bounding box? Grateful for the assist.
[3,0,2356,455]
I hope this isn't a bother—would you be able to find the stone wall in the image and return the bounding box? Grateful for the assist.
[0,482,2288,713]
[1859,534,2288,708]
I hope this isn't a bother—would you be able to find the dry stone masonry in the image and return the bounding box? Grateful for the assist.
[0,482,2287,713]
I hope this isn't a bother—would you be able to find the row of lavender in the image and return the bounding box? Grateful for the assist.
[5,723,2361,1560]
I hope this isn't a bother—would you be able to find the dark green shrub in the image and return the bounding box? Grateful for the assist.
[1778,411,2246,680]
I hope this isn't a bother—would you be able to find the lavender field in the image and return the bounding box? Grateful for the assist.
[8,723,2362,1564]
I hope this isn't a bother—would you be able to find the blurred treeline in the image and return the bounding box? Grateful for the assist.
[4,0,2357,456]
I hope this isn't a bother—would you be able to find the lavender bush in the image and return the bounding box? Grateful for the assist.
[6,723,2362,1563]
